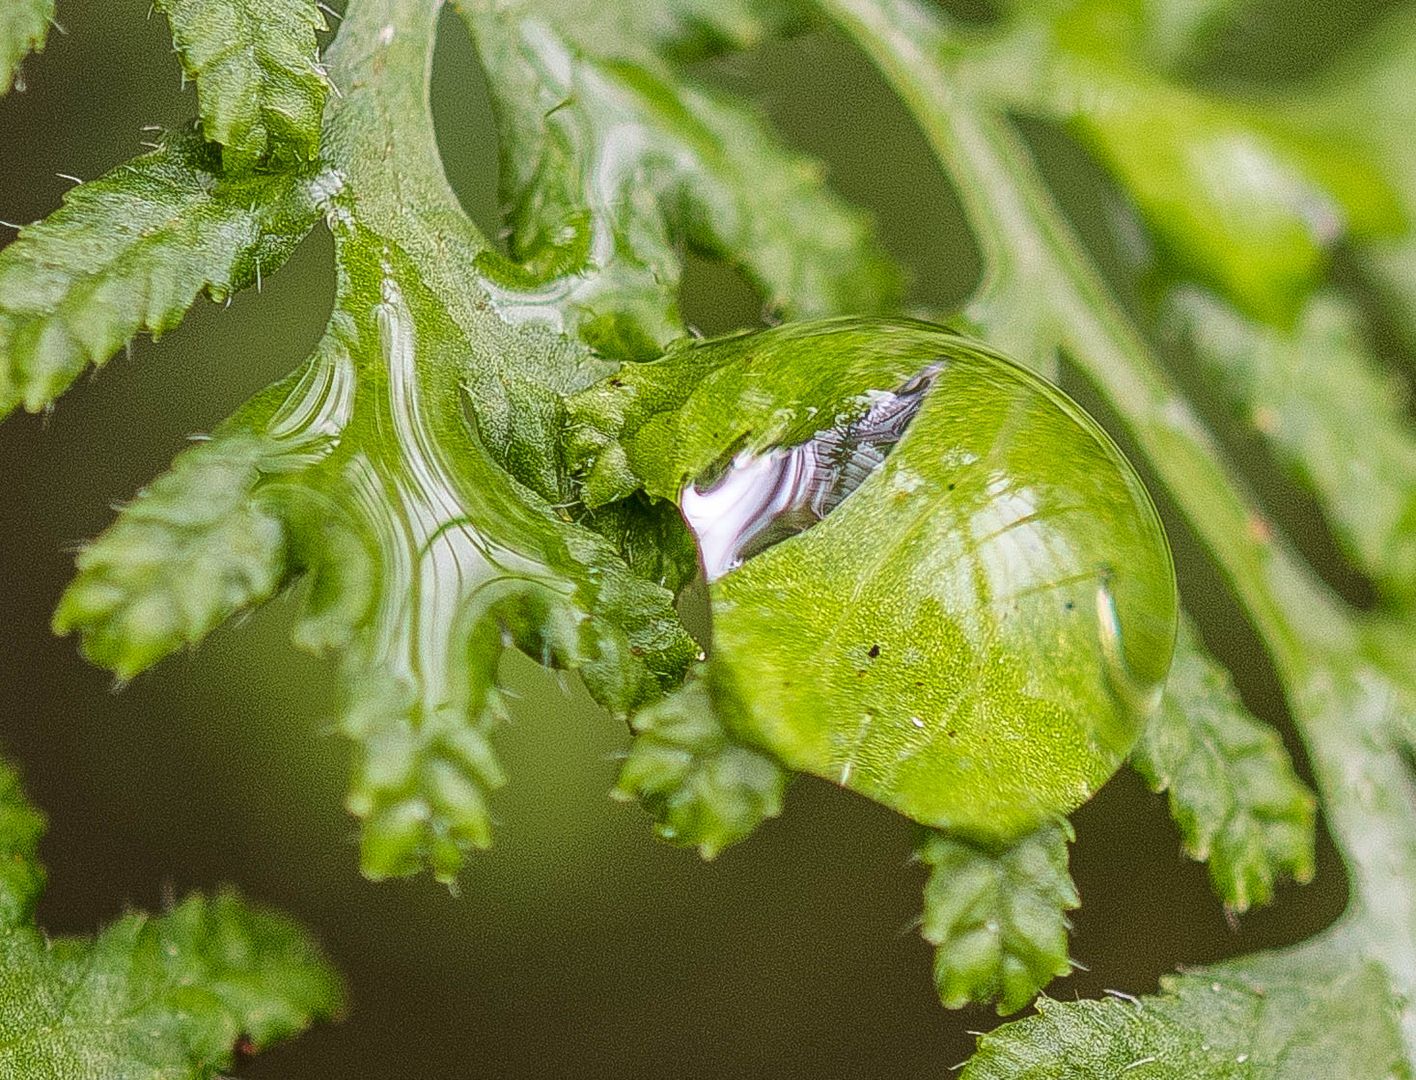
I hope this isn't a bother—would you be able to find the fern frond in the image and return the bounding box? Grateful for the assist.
[0,129,323,417]
[0,755,341,1076]
[459,1,900,359]
[919,823,1078,1015]
[1133,620,1316,912]
[155,0,329,171]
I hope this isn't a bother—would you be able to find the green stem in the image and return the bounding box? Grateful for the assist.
[821,0,1331,677]
[822,0,1416,1050]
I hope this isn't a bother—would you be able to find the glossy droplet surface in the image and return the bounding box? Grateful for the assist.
[580,318,1178,841]
[681,365,940,580]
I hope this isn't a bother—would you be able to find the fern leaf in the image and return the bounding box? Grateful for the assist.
[459,1,900,359]
[919,823,1078,1015]
[615,669,788,858]
[53,431,290,680]
[0,129,323,417]
[0,0,50,93]
[1163,289,1416,603]
[1132,620,1316,912]
[961,937,1409,1080]
[154,0,329,171]
[0,754,341,1076]
[55,0,704,878]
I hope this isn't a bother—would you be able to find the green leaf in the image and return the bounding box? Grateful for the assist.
[1162,289,1416,602]
[54,2,699,883]
[53,430,291,681]
[459,0,900,359]
[919,823,1077,1015]
[826,0,1416,1057]
[0,0,51,93]
[0,129,323,417]
[615,667,788,857]
[570,318,1177,841]
[0,754,341,1077]
[154,0,329,171]
[1132,619,1315,912]
[1071,84,1400,326]
[988,5,1404,325]
[960,936,1409,1080]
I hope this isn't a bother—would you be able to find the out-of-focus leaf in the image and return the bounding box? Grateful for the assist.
[1132,619,1315,912]
[0,0,51,92]
[1163,288,1416,602]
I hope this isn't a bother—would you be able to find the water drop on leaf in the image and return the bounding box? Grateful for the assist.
[574,318,1178,841]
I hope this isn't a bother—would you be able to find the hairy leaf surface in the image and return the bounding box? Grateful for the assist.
[1163,289,1416,602]
[155,0,329,170]
[961,937,1408,1079]
[0,129,323,417]
[0,756,341,1078]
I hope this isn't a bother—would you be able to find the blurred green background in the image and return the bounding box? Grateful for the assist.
[0,1,1388,1075]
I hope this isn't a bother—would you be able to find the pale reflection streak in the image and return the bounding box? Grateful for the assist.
[376,276,495,694]
[682,365,941,581]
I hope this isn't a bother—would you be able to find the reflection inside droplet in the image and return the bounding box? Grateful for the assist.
[680,365,942,581]
[1094,567,1166,717]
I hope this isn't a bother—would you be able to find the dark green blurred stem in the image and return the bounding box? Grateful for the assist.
[823,0,1416,1053]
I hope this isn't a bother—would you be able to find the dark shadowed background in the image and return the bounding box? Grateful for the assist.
[0,1,1387,1076]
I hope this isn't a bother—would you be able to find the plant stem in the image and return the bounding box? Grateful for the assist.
[823,0,1416,1051]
